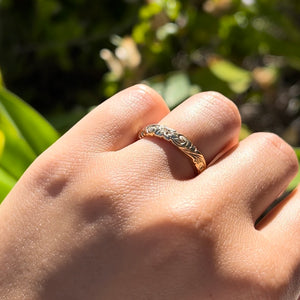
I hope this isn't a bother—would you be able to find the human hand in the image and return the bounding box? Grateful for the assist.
[0,85,299,299]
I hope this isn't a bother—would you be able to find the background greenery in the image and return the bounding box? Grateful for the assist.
[0,0,300,201]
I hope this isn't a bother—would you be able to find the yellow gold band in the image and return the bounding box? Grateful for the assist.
[138,124,206,174]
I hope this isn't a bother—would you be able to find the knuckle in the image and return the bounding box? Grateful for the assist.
[133,83,156,97]
[199,91,241,131]
[253,132,298,172]
[25,150,82,199]
[164,193,217,238]
[131,84,169,113]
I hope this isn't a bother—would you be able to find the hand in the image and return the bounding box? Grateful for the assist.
[0,85,299,299]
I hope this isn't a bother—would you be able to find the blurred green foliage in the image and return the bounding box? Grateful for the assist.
[0,0,300,201]
[0,0,299,142]
[0,68,59,201]
[101,0,300,148]
[289,147,300,191]
[0,0,141,131]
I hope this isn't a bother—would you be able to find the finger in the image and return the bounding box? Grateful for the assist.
[124,92,241,179]
[256,187,300,287]
[198,133,298,223]
[160,92,241,165]
[54,84,169,153]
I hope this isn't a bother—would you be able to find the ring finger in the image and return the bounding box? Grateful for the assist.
[121,91,241,180]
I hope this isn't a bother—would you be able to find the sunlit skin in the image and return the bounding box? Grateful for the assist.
[0,85,299,299]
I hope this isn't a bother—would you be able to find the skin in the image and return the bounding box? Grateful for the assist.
[0,85,299,299]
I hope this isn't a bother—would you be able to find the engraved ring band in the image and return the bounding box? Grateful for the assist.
[138,124,206,174]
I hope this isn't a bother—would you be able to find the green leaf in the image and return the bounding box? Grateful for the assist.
[190,68,233,97]
[0,130,36,179]
[0,167,17,203]
[0,107,36,179]
[139,2,162,20]
[144,72,197,109]
[163,72,192,108]
[208,58,252,93]
[239,124,252,141]
[132,21,151,44]
[288,148,300,191]
[0,130,4,159]
[0,87,59,155]
[164,0,181,20]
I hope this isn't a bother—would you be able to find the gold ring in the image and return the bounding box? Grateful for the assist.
[138,124,206,174]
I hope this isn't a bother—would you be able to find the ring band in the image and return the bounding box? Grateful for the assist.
[138,124,206,174]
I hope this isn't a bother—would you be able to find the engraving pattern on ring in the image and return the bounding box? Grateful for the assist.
[139,124,206,174]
